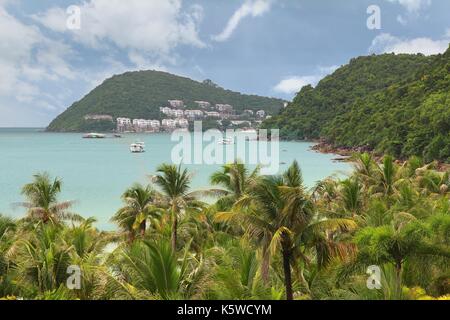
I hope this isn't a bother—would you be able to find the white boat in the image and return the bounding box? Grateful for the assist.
[83,133,106,139]
[130,143,145,153]
[218,138,234,145]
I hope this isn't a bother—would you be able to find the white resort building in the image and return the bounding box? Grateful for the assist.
[175,119,189,128]
[184,110,204,118]
[160,107,184,118]
[149,120,161,128]
[168,100,184,108]
[84,114,113,121]
[195,101,211,109]
[160,107,172,115]
[117,117,131,126]
[215,104,234,113]
[117,117,160,132]
[171,109,185,118]
[256,110,266,118]
[162,119,176,128]
[205,111,221,118]
[162,118,189,129]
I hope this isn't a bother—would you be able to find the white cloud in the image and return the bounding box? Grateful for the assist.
[0,7,47,97]
[128,51,169,71]
[386,0,431,24]
[0,2,81,125]
[35,40,77,80]
[274,76,318,94]
[385,0,431,13]
[0,0,208,126]
[273,65,338,95]
[212,0,273,42]
[33,0,205,64]
[31,7,67,32]
[0,10,40,62]
[370,33,449,56]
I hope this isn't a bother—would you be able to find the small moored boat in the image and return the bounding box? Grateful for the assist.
[130,141,145,153]
[83,133,106,139]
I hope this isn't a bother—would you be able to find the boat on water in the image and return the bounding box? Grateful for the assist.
[130,142,145,153]
[218,138,235,145]
[83,133,106,139]
[114,134,122,138]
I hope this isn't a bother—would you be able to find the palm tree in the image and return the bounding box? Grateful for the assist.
[415,167,450,195]
[208,239,283,300]
[154,164,202,251]
[210,161,259,210]
[65,218,114,300]
[339,178,363,217]
[217,161,356,300]
[0,215,17,297]
[352,153,377,184]
[13,224,73,295]
[340,213,450,298]
[312,178,339,212]
[19,173,81,224]
[112,184,162,242]
[106,240,208,299]
[377,155,399,197]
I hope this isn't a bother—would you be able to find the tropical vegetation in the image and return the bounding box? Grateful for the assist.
[263,44,450,162]
[47,70,285,132]
[1,156,449,300]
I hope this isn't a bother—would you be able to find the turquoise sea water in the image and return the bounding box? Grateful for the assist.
[0,128,352,230]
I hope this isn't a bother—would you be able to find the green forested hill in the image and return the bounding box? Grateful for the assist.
[263,45,450,161]
[47,70,285,132]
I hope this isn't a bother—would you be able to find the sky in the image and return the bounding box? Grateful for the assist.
[0,0,449,127]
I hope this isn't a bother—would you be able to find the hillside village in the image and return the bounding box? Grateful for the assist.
[114,100,276,133]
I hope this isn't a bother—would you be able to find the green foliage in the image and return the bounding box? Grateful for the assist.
[111,184,162,243]
[1,156,449,300]
[78,120,116,132]
[47,70,285,132]
[19,173,82,224]
[110,240,186,299]
[263,45,450,161]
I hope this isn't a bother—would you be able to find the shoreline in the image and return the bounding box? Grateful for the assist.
[309,141,355,162]
[310,140,450,171]
[308,140,379,163]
